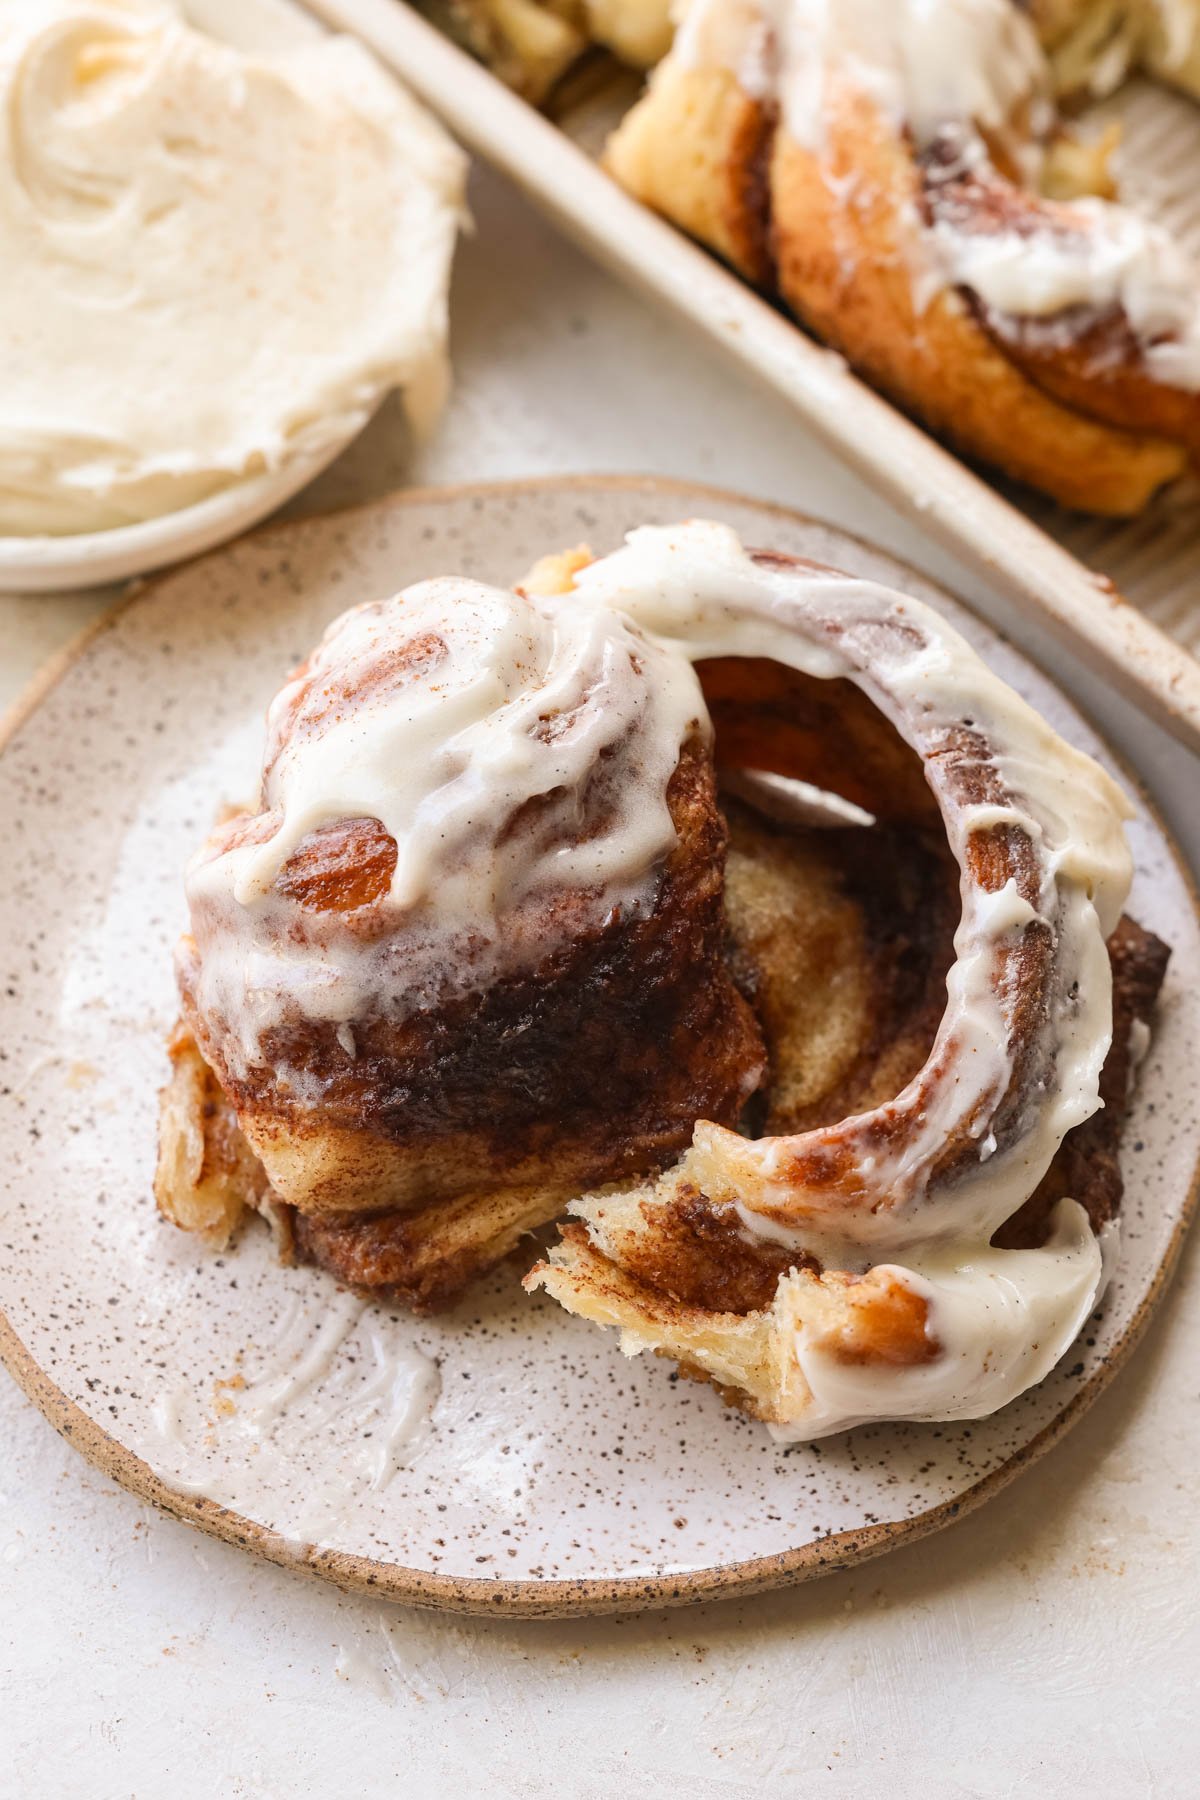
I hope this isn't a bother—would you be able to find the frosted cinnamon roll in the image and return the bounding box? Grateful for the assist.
[158,518,1167,1438]
[523,521,1168,1438]
[157,559,766,1307]
[422,0,672,101]
[606,0,1200,513]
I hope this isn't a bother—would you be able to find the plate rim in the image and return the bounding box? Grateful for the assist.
[0,433,361,597]
[3,470,1198,1619]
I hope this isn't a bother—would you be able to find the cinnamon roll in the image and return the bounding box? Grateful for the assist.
[422,0,672,101]
[605,0,1200,514]
[158,519,1167,1437]
[429,0,1200,104]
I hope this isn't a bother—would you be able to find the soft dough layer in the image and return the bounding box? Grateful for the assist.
[527,912,1168,1436]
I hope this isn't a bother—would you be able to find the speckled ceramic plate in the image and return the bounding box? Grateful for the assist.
[2,477,1198,1618]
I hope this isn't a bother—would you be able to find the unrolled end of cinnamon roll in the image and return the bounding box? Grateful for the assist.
[519,517,1163,1437]
[528,1200,1107,1436]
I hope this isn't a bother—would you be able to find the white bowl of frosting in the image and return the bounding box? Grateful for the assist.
[0,0,466,593]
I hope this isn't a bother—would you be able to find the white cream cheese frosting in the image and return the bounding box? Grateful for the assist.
[0,0,466,536]
[931,198,1200,389]
[673,0,1049,153]
[776,1198,1103,1436]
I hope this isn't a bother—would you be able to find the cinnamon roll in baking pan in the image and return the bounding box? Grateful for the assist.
[425,0,674,99]
[157,519,1168,1438]
[605,0,1200,514]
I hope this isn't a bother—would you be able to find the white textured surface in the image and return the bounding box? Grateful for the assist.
[2,158,1199,1799]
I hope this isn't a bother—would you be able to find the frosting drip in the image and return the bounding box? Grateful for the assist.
[673,0,1049,152]
[781,1198,1103,1436]
[930,194,1200,389]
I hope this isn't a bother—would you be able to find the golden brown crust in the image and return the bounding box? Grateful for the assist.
[920,136,1200,455]
[604,61,776,287]
[606,61,1190,514]
[994,307,1200,453]
[699,646,941,828]
[767,89,1186,514]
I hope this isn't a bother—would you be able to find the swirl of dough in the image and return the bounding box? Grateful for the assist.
[184,575,710,1085]
[166,561,767,1308]
[606,0,1200,513]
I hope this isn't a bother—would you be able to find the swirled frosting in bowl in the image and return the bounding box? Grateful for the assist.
[0,0,466,536]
